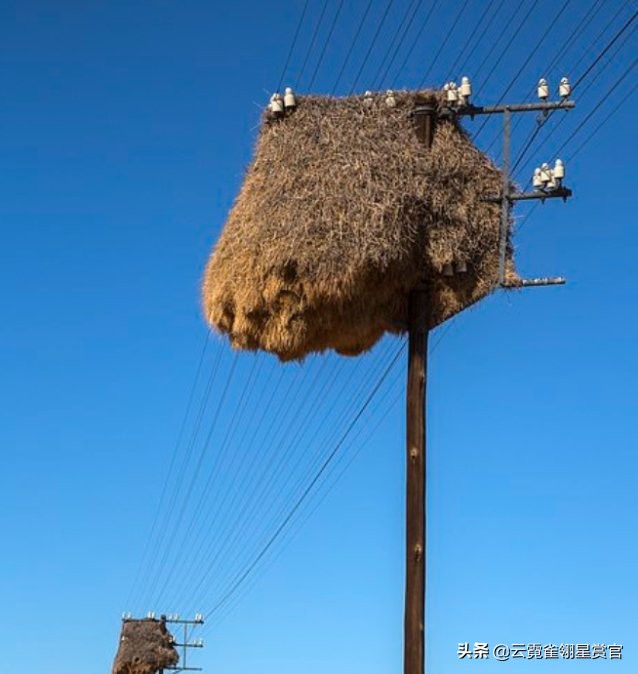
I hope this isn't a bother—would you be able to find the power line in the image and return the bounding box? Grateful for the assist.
[553,0,607,78]
[162,363,302,609]
[125,330,213,610]
[419,0,472,87]
[210,349,391,599]
[511,5,638,173]
[138,353,240,609]
[198,320,460,632]
[203,339,406,619]
[472,1,537,100]
[350,0,397,94]
[555,55,638,158]
[573,7,638,90]
[513,30,638,179]
[167,357,340,610]
[167,351,345,610]
[566,78,638,161]
[445,0,500,82]
[372,0,422,90]
[331,0,374,94]
[485,0,608,153]
[201,341,408,632]
[278,0,311,90]
[148,355,264,607]
[468,1,526,94]
[133,348,222,608]
[296,0,330,88]
[132,339,228,611]
[307,0,346,90]
[472,0,571,139]
[177,354,353,611]
[391,0,440,86]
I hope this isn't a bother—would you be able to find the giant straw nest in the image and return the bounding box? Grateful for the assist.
[112,618,178,674]
[202,90,517,361]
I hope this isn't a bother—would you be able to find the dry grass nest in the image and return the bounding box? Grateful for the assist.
[112,619,178,674]
[202,90,517,361]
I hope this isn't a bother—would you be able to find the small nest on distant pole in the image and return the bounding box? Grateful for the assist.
[112,618,178,674]
[203,90,517,361]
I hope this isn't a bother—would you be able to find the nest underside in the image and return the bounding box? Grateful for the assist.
[203,91,516,361]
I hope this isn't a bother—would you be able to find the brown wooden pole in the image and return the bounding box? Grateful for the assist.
[404,105,435,674]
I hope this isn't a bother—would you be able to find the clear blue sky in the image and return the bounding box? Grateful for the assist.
[1,1,637,672]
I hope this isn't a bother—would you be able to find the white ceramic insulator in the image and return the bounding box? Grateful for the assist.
[559,77,571,98]
[284,87,296,108]
[270,94,284,114]
[540,164,552,184]
[538,79,549,100]
[460,76,471,98]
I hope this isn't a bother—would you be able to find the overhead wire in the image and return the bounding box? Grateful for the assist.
[125,330,213,610]
[331,0,374,93]
[167,361,287,565]
[230,343,398,576]
[511,5,638,175]
[472,1,538,103]
[167,351,346,607]
[472,0,571,140]
[513,25,637,182]
[148,355,264,606]
[133,340,228,611]
[573,7,638,90]
[391,0,440,86]
[307,0,347,90]
[554,54,638,160]
[419,0,472,87]
[190,345,389,612]
[349,0,397,94]
[296,0,330,88]
[481,0,608,156]
[372,0,422,90]
[566,77,638,162]
[466,1,526,95]
[511,64,636,235]
[199,319,463,631]
[502,0,626,158]
[444,0,500,83]
[177,353,358,611]
[277,0,311,90]
[138,353,240,609]
[169,355,343,610]
[203,339,406,620]
[200,340,408,631]
[162,369,296,603]
[162,362,306,609]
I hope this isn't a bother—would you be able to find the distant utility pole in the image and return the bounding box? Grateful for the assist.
[160,613,205,674]
[405,78,575,674]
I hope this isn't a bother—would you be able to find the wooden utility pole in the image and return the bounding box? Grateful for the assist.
[402,92,575,674]
[404,104,435,674]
